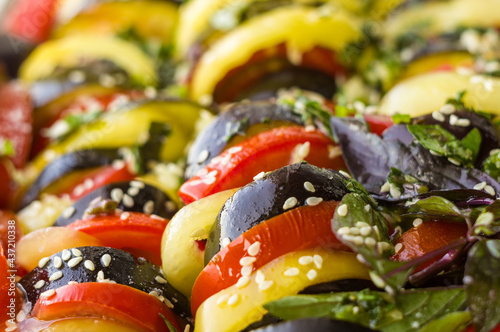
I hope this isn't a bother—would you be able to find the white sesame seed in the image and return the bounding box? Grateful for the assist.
[71,248,82,257]
[120,212,130,220]
[151,214,165,221]
[16,310,26,322]
[253,172,266,180]
[184,325,191,332]
[5,325,16,332]
[143,200,155,214]
[389,184,401,199]
[256,270,265,284]
[283,197,298,210]
[130,180,145,189]
[298,256,314,265]
[190,228,205,238]
[49,271,63,281]
[83,179,94,191]
[241,264,253,276]
[485,185,496,196]
[456,118,471,127]
[217,294,230,306]
[349,227,360,235]
[429,150,441,156]
[149,290,159,298]
[155,276,168,284]
[353,236,364,246]
[337,204,348,217]
[411,321,420,329]
[34,280,46,289]
[247,242,261,256]
[356,221,370,228]
[112,159,126,170]
[339,170,351,179]
[370,272,386,288]
[84,260,95,271]
[413,218,423,227]
[284,267,300,277]
[101,254,111,267]
[221,237,231,249]
[448,158,461,166]
[432,110,445,122]
[197,150,210,163]
[67,256,83,268]
[394,243,403,254]
[306,197,323,206]
[352,306,360,315]
[305,125,315,132]
[227,294,240,306]
[474,182,487,190]
[463,275,474,285]
[440,104,456,114]
[228,146,243,154]
[313,255,323,269]
[258,280,274,291]
[364,205,371,212]
[40,289,56,298]
[236,276,250,289]
[364,237,377,248]
[164,298,174,309]
[53,256,62,269]
[379,242,391,252]
[449,114,459,126]
[360,226,372,236]
[337,226,350,235]
[127,187,140,197]
[97,270,105,281]
[292,141,310,163]
[110,188,124,202]
[240,256,257,266]
[307,269,318,280]
[38,257,50,268]
[122,194,134,207]
[61,249,71,261]
[304,181,315,192]
[62,206,76,219]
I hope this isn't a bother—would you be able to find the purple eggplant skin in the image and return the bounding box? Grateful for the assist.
[204,162,350,264]
[250,318,376,332]
[330,117,500,197]
[299,279,377,295]
[54,181,177,226]
[185,100,304,180]
[20,149,121,209]
[17,246,192,321]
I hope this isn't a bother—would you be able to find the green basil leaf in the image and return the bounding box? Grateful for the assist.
[407,196,466,221]
[472,200,500,236]
[460,128,481,163]
[418,311,471,332]
[0,138,15,157]
[483,149,500,182]
[465,239,500,332]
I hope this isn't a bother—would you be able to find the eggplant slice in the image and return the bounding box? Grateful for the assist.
[250,318,376,332]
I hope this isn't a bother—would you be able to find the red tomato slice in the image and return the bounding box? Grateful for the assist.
[0,83,33,169]
[44,163,135,201]
[0,161,15,209]
[0,210,22,256]
[391,221,468,272]
[32,282,180,332]
[67,212,168,265]
[179,126,346,204]
[363,114,394,136]
[191,200,350,315]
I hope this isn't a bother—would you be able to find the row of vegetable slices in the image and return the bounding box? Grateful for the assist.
[1,0,500,331]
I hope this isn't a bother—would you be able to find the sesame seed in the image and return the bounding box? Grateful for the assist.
[151,214,165,221]
[449,114,459,126]
[53,256,62,269]
[485,185,496,196]
[360,226,372,236]
[97,270,105,281]
[149,290,159,298]
[379,242,391,252]
[130,181,145,189]
[364,237,376,248]
[411,322,420,329]
[353,306,360,315]
[190,228,205,238]
[304,181,315,192]
[67,257,83,268]
[389,184,401,199]
[61,249,71,261]
[49,271,63,281]
[313,255,323,269]
[429,150,441,156]
[16,310,26,322]
[298,256,313,265]
[227,294,240,306]
[432,110,445,122]
[83,179,94,190]
[440,104,456,114]
[40,289,56,298]
[463,276,474,285]
[339,170,351,179]
[143,200,155,214]
[283,197,298,210]
[364,205,371,212]
[217,294,230,306]
[306,197,323,206]
[253,172,266,180]
[356,222,370,228]
[474,182,487,190]
[228,146,242,154]
[222,237,231,248]
[337,204,348,217]
[307,269,318,280]
[353,236,364,246]
[164,298,174,309]
[413,218,423,227]
[34,280,45,289]
[258,280,274,291]
[304,125,315,132]
[71,248,82,257]
[241,264,253,276]
[356,254,367,264]
[456,118,471,127]
[120,212,130,220]
[337,226,350,235]
[369,272,386,289]
[38,257,50,268]
[122,194,134,207]
[394,243,403,254]
[112,160,126,169]
[155,276,168,284]
[240,256,256,266]
[101,254,111,267]
[236,276,250,289]
[247,242,261,256]
[62,206,75,219]
[256,270,265,284]
[127,187,140,196]
[342,234,356,242]
[284,267,300,277]
[110,188,124,202]
[184,325,191,332]
[5,325,16,332]
[197,150,209,164]
[349,227,360,235]
[292,141,310,163]
[84,260,95,271]
[448,158,461,166]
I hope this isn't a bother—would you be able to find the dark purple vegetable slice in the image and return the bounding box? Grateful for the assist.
[250,318,376,332]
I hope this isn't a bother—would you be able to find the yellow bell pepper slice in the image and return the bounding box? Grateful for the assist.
[194,248,369,332]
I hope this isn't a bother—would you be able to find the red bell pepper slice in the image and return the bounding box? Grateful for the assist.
[179,126,346,204]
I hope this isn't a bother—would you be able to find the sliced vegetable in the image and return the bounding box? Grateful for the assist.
[252,318,374,332]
